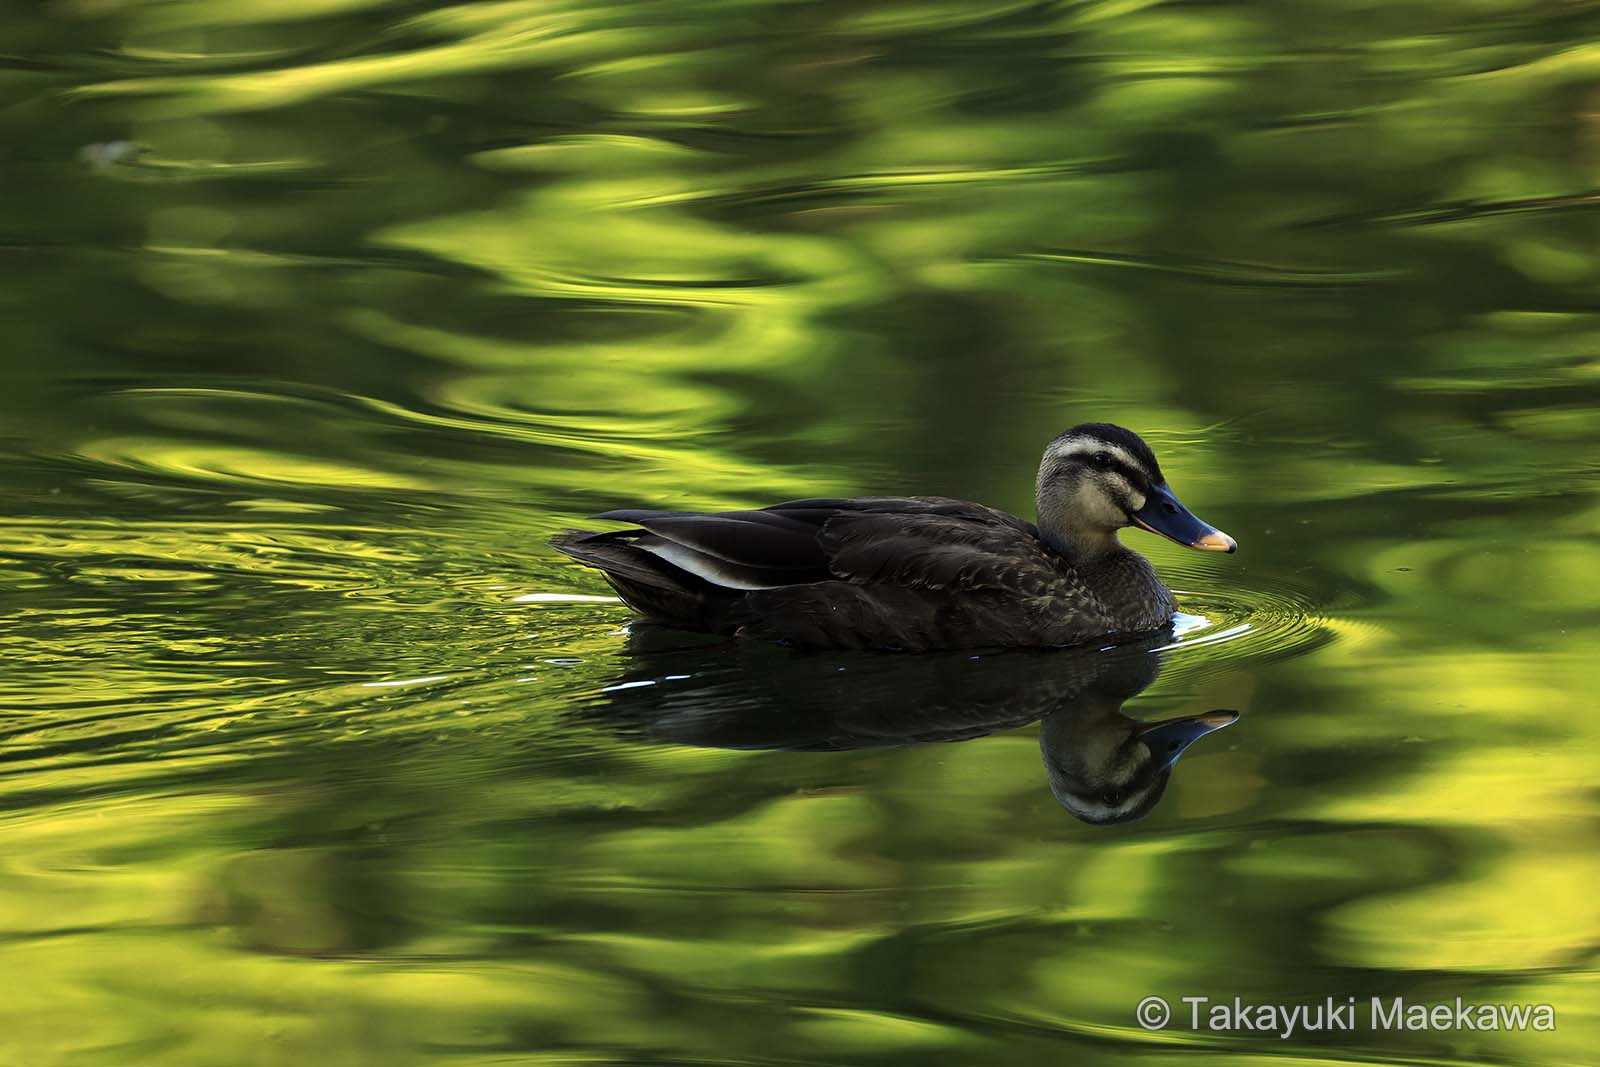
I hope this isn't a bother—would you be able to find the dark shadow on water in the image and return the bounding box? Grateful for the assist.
[580,627,1238,825]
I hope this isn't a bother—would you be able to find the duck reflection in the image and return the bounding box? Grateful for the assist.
[584,628,1237,825]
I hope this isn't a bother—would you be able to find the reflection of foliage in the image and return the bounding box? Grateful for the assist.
[0,0,1598,1064]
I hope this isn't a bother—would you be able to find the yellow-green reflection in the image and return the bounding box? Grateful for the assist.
[2,0,1599,1064]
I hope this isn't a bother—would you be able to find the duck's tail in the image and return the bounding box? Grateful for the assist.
[549,529,742,634]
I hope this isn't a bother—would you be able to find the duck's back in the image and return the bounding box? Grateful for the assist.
[550,496,1158,650]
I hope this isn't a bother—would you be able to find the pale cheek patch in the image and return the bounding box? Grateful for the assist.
[1072,481,1127,527]
[1102,471,1145,513]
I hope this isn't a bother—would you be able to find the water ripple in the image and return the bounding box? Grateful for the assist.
[1162,578,1338,673]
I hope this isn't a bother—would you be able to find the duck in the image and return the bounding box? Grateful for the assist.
[550,422,1236,651]
[579,629,1239,824]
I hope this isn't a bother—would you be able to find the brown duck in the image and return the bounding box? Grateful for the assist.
[550,423,1236,651]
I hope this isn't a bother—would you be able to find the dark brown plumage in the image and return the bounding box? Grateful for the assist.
[550,424,1235,651]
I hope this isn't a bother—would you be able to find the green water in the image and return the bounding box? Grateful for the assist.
[4,1,1599,1064]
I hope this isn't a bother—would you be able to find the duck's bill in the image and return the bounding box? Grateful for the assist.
[1131,484,1237,553]
[1138,710,1239,769]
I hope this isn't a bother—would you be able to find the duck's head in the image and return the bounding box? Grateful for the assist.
[1042,707,1238,824]
[1035,423,1236,558]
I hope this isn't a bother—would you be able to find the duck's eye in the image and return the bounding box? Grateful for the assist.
[1100,789,1122,806]
[1091,451,1113,469]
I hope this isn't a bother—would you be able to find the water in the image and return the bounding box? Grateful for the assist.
[4,2,1598,1064]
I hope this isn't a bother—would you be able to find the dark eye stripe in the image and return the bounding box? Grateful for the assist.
[1056,448,1147,488]
[1099,460,1146,488]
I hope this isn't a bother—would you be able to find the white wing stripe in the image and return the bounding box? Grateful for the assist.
[637,539,791,590]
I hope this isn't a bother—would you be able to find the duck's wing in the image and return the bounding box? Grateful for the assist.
[583,506,833,590]
[789,496,1057,597]
[588,496,1048,594]
[747,497,1113,648]
[555,497,1099,647]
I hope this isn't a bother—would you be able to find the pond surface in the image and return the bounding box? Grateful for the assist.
[4,2,1599,1064]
